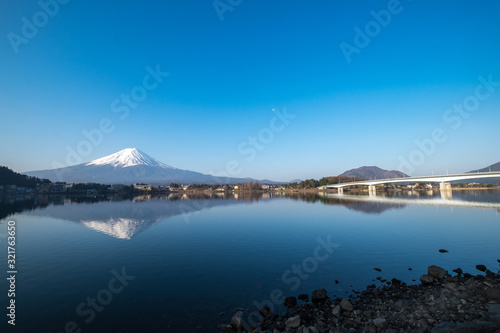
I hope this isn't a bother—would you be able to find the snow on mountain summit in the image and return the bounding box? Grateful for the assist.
[86,148,174,168]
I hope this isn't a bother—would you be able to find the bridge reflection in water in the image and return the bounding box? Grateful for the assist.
[319,191,500,211]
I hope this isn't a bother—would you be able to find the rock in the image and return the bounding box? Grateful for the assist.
[408,267,412,270]
[284,296,297,308]
[452,268,463,275]
[285,315,300,328]
[439,249,448,253]
[420,274,434,285]
[307,326,319,333]
[332,304,341,316]
[391,278,401,286]
[395,300,409,309]
[485,288,500,300]
[217,324,233,332]
[489,304,500,314]
[373,317,387,328]
[488,304,500,322]
[259,305,272,318]
[340,298,353,311]
[444,283,456,291]
[311,288,327,302]
[298,293,309,302]
[485,269,496,277]
[373,268,382,272]
[231,311,243,330]
[475,264,487,272]
[428,265,447,279]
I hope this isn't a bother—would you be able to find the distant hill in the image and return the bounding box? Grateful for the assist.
[0,166,50,187]
[467,161,500,173]
[339,166,409,180]
[466,161,500,185]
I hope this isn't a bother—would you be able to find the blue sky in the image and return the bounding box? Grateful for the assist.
[1,0,500,181]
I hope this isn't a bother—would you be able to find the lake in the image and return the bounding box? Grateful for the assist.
[1,190,500,332]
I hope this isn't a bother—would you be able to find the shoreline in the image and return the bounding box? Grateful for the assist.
[220,264,500,333]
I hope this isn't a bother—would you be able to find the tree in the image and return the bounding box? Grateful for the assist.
[0,166,50,187]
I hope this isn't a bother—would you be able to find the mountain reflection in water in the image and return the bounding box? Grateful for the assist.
[1,190,499,240]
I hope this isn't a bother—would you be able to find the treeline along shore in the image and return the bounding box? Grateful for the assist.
[1,166,498,197]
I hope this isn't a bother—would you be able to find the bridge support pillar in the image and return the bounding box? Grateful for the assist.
[368,185,377,196]
[440,182,452,190]
[338,188,344,194]
[440,182,452,200]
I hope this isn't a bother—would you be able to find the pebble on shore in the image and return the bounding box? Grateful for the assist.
[218,264,500,333]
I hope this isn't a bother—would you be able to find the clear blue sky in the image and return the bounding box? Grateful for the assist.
[1,0,499,181]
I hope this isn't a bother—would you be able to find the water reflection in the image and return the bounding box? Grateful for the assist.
[2,190,499,240]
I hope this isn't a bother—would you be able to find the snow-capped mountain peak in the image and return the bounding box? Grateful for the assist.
[26,148,267,184]
[86,148,174,168]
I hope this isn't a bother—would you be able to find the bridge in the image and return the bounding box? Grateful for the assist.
[324,171,500,196]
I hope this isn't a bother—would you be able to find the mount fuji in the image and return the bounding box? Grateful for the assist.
[25,148,259,184]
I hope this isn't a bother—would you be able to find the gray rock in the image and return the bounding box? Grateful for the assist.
[218,324,233,332]
[311,288,328,302]
[485,288,500,300]
[394,300,409,308]
[231,311,243,330]
[428,265,447,279]
[373,317,387,328]
[420,274,434,285]
[308,326,319,333]
[285,315,301,328]
[340,298,353,311]
[332,304,341,316]
[444,282,456,291]
[489,304,500,315]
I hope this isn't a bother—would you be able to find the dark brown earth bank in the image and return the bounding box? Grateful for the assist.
[219,264,500,333]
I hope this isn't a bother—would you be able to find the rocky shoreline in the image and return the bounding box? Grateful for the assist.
[219,263,500,333]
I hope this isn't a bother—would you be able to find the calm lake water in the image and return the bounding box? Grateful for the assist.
[1,190,500,332]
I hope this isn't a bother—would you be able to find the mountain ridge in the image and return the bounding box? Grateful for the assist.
[25,148,283,185]
[465,161,500,184]
[467,161,500,173]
